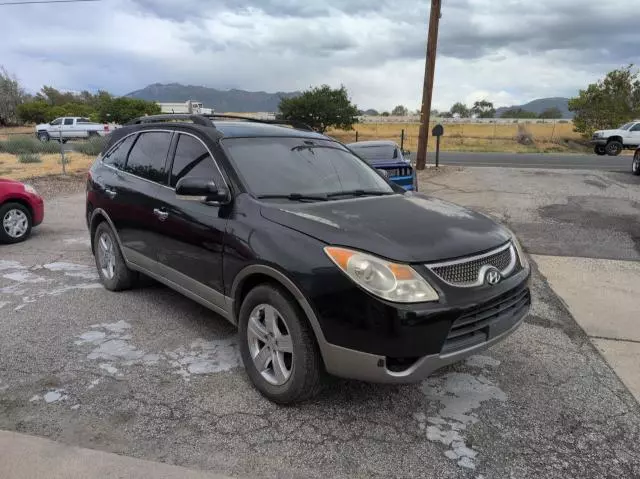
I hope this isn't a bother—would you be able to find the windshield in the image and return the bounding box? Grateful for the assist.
[619,122,634,130]
[349,144,398,162]
[223,137,393,198]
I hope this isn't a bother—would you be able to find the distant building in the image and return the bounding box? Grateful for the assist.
[157,100,214,115]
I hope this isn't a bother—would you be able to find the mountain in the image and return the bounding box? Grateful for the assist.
[496,97,572,118]
[125,83,300,112]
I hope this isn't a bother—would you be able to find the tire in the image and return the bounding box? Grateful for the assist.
[37,131,50,142]
[632,152,640,176]
[0,202,32,244]
[93,221,136,291]
[238,284,323,404]
[594,145,606,156]
[605,140,623,156]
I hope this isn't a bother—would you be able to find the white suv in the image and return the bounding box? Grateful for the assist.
[591,121,640,156]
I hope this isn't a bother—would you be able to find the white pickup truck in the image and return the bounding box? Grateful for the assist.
[35,117,120,142]
[591,120,640,156]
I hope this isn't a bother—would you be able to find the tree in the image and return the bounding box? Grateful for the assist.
[381,111,390,117]
[471,100,496,118]
[36,86,78,106]
[430,109,440,117]
[0,67,27,125]
[99,97,161,124]
[278,85,359,132]
[539,107,563,119]
[17,100,50,124]
[569,65,640,136]
[391,105,408,116]
[500,108,538,119]
[449,102,470,118]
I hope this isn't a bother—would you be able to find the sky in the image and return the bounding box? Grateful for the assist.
[1,0,639,111]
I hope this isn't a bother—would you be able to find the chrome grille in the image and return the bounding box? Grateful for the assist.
[382,166,412,177]
[428,242,517,287]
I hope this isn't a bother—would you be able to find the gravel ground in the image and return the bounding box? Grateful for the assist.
[24,174,87,200]
[0,168,639,478]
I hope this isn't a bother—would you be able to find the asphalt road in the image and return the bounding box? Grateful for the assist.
[1,169,639,479]
[415,151,634,171]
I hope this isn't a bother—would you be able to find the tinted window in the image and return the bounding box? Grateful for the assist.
[631,123,640,132]
[78,118,92,124]
[50,118,62,126]
[64,118,74,125]
[224,137,392,197]
[102,134,136,169]
[125,132,172,183]
[170,134,219,188]
[350,144,398,161]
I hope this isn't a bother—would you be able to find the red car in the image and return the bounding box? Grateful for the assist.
[0,178,44,243]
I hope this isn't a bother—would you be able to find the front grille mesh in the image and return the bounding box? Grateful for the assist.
[381,166,412,177]
[430,244,516,286]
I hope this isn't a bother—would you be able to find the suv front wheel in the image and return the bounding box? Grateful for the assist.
[238,284,323,404]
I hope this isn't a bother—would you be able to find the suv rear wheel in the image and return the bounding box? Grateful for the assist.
[633,152,640,176]
[238,284,322,404]
[605,140,623,156]
[93,222,136,291]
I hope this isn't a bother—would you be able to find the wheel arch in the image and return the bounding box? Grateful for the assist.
[607,135,623,144]
[231,265,330,355]
[89,208,124,255]
[1,197,34,221]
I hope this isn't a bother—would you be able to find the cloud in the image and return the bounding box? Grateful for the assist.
[0,0,638,111]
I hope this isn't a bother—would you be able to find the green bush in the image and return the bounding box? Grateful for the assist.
[0,136,60,154]
[74,136,107,156]
[18,153,42,164]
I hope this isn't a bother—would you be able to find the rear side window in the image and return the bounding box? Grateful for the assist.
[124,132,172,183]
[170,134,219,188]
[102,134,136,169]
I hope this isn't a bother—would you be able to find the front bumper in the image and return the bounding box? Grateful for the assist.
[31,196,45,226]
[323,311,526,383]
[315,265,531,383]
[591,138,607,145]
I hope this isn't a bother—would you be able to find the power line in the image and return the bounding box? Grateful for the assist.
[0,0,101,5]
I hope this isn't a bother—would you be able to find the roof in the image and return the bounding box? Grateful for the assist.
[213,121,328,140]
[346,140,399,148]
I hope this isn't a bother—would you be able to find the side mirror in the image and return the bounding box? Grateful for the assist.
[175,177,230,204]
[376,169,389,178]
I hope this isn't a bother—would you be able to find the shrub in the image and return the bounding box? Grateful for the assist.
[18,153,42,164]
[0,136,60,154]
[515,124,535,146]
[74,136,107,156]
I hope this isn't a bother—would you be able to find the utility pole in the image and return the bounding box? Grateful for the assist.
[416,0,442,170]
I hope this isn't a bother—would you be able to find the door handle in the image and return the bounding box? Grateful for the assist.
[104,188,117,199]
[153,208,169,221]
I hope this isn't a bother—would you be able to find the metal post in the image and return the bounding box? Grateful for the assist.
[355,130,359,142]
[551,120,556,142]
[416,0,442,170]
[400,129,405,150]
[435,135,441,168]
[59,129,66,175]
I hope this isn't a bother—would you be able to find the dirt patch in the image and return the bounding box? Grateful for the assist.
[26,174,87,199]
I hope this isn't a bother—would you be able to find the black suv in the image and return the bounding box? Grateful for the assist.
[86,114,531,404]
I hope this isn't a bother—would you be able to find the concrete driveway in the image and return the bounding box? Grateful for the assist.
[1,169,639,479]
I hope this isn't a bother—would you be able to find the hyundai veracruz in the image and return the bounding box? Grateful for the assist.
[86,114,531,404]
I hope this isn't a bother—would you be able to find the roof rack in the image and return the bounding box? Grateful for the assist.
[205,114,315,132]
[126,113,315,132]
[126,114,214,127]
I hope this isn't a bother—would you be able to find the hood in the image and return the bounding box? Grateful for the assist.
[260,193,511,263]
[594,129,622,136]
[36,122,49,129]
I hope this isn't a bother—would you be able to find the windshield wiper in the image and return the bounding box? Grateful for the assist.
[326,189,393,198]
[257,193,329,202]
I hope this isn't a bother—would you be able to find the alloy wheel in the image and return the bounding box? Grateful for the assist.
[97,232,116,280]
[247,303,294,386]
[3,209,29,239]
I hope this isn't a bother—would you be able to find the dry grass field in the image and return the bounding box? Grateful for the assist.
[328,121,585,153]
[0,152,94,180]
[0,126,33,140]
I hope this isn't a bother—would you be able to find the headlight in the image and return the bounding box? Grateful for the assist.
[509,232,529,270]
[324,247,439,303]
[23,184,38,195]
